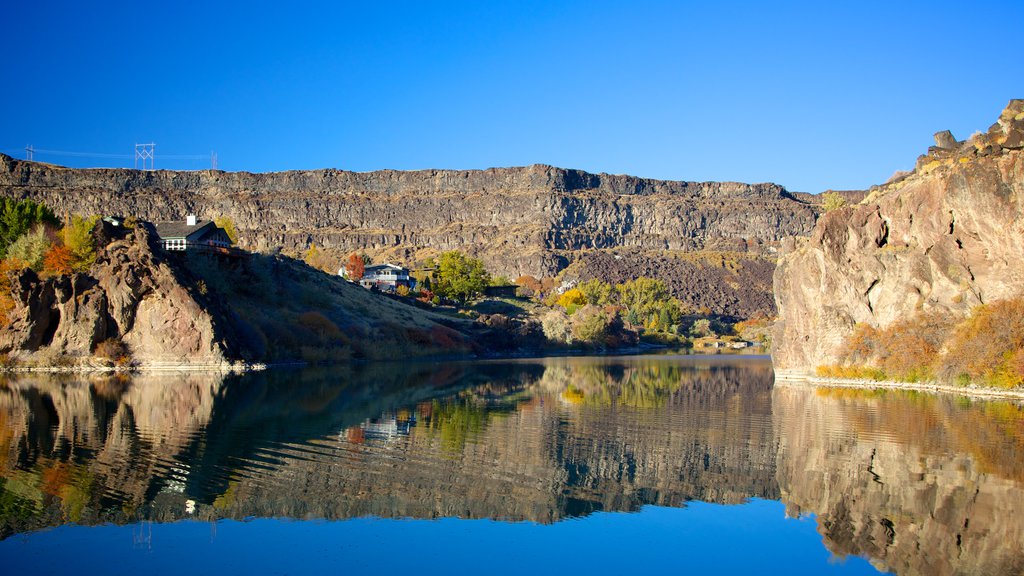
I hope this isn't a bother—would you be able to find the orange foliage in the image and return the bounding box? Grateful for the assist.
[346,253,365,280]
[43,244,74,276]
[942,298,1024,387]
[834,297,1024,387]
[0,258,25,325]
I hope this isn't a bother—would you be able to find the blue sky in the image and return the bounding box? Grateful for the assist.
[1,1,1021,192]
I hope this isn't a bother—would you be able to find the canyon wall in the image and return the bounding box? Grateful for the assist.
[0,158,819,316]
[773,100,1024,371]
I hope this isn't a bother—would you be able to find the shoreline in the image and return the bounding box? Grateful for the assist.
[773,371,1024,401]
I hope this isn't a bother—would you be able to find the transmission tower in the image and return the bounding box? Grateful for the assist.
[25,145,33,161]
[135,143,155,170]
[211,151,218,170]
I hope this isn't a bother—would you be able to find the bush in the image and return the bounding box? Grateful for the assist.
[822,192,846,212]
[940,298,1024,388]
[94,338,131,366]
[541,309,572,345]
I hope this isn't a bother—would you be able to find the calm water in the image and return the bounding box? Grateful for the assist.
[0,355,1022,575]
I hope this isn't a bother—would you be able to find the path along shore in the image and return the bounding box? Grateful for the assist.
[774,370,1024,401]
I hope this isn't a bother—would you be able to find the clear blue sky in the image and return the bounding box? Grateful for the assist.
[2,0,1021,192]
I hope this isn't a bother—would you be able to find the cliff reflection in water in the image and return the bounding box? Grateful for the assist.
[1,357,1024,575]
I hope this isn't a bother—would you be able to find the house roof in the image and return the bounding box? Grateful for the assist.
[154,220,216,240]
[364,263,408,273]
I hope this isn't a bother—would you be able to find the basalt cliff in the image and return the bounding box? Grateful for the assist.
[773,100,1024,373]
[0,158,819,317]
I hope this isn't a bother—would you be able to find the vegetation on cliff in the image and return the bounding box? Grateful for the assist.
[818,296,1024,388]
[774,99,1024,389]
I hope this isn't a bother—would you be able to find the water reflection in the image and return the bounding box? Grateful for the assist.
[1,357,1023,575]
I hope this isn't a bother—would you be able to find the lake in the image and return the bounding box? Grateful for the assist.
[0,355,1022,575]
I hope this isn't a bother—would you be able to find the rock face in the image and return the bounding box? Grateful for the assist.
[0,158,819,316]
[773,100,1024,371]
[0,224,235,366]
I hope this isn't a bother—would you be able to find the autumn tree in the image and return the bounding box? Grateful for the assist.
[43,244,74,276]
[62,215,98,272]
[345,252,366,280]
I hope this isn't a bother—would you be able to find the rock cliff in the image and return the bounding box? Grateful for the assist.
[0,158,819,316]
[0,224,237,366]
[773,100,1024,371]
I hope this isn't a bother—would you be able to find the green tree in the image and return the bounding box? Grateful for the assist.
[433,251,491,302]
[578,278,615,306]
[617,278,670,320]
[0,199,58,259]
[690,318,714,338]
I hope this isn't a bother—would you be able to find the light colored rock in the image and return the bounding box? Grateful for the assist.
[773,101,1024,371]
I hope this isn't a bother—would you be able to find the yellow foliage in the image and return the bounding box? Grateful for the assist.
[556,288,587,309]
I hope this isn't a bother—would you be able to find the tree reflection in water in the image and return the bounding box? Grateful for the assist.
[0,357,1022,574]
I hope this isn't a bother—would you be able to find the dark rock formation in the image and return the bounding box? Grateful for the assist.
[773,100,1024,371]
[0,158,819,316]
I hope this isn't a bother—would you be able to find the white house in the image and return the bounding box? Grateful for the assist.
[154,215,232,253]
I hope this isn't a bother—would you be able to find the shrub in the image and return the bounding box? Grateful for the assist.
[94,338,131,366]
[822,192,846,212]
[396,284,411,297]
[940,298,1024,388]
[541,309,572,345]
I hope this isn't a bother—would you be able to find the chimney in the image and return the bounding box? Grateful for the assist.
[186,214,197,226]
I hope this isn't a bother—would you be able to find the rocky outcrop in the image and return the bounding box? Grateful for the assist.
[773,100,1024,371]
[0,158,818,316]
[0,224,235,366]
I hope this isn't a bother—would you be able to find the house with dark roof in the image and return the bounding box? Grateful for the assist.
[154,215,232,253]
[343,263,414,291]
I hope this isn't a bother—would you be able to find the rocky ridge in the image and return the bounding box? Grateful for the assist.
[773,100,1024,371]
[0,158,820,316]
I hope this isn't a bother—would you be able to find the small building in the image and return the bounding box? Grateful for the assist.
[356,264,414,291]
[484,285,518,299]
[154,215,232,253]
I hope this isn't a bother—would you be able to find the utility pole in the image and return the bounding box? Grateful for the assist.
[25,145,34,161]
[135,143,155,170]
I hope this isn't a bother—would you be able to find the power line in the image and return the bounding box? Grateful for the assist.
[1,145,218,168]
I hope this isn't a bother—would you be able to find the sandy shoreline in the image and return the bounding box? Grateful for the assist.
[773,370,1024,401]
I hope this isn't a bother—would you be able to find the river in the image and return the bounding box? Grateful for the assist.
[0,355,1022,575]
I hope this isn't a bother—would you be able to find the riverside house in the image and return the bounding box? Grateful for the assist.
[341,263,415,292]
[154,215,233,253]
